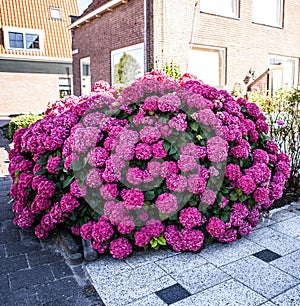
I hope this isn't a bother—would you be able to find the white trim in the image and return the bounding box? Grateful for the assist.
[3,26,45,52]
[50,7,62,20]
[111,43,144,85]
[80,57,91,95]
[0,54,72,63]
[68,0,128,29]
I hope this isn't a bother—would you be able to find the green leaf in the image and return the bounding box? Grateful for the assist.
[150,238,158,248]
[63,176,75,189]
[70,160,84,171]
[38,154,49,165]
[144,191,156,201]
[169,145,177,155]
[162,141,171,152]
[229,192,238,202]
[157,236,166,246]
[190,122,199,132]
[35,169,46,175]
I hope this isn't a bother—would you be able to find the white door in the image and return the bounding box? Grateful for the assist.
[80,57,91,95]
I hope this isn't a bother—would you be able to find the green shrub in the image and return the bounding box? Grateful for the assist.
[8,114,44,139]
[162,61,182,79]
[247,87,300,190]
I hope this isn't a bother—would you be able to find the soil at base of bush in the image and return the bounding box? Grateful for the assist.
[271,189,300,209]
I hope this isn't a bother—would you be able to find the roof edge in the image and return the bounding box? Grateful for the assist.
[68,0,128,30]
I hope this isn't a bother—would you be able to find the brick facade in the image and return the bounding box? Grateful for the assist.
[71,0,300,94]
[72,0,144,96]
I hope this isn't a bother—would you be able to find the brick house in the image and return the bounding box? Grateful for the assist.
[0,0,78,115]
[70,0,300,96]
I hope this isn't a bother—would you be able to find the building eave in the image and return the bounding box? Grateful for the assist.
[68,0,128,30]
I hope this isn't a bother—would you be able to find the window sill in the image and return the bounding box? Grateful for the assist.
[200,11,240,21]
[252,22,283,30]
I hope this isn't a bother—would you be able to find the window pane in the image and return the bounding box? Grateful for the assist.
[253,0,282,26]
[50,8,62,19]
[200,0,238,18]
[112,45,144,86]
[25,34,40,49]
[82,64,90,76]
[188,48,225,87]
[9,32,24,48]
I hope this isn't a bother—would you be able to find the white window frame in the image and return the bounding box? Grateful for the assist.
[111,43,144,86]
[268,54,299,95]
[3,26,44,52]
[50,7,62,20]
[200,0,239,19]
[252,0,284,27]
[80,57,91,96]
[188,45,226,88]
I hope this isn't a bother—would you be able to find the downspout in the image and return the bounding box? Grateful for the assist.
[144,0,149,72]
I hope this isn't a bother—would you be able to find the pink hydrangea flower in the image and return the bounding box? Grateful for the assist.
[206,217,226,238]
[110,238,133,259]
[121,188,144,210]
[200,189,216,206]
[156,193,178,214]
[206,136,228,163]
[179,207,206,229]
[237,175,256,194]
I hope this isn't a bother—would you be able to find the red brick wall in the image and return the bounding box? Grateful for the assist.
[72,0,300,94]
[72,0,144,95]
[152,0,300,89]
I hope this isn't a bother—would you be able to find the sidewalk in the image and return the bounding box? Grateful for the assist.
[86,204,300,305]
[0,138,104,306]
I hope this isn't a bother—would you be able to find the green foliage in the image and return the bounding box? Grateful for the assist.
[248,86,300,190]
[114,52,142,87]
[162,61,182,79]
[8,114,44,139]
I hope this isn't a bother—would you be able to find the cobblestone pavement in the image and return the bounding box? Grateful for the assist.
[0,139,104,306]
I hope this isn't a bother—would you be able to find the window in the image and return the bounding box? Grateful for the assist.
[50,7,62,19]
[268,55,299,95]
[200,0,239,18]
[188,46,226,88]
[3,27,44,51]
[252,0,283,27]
[80,57,91,96]
[59,77,72,98]
[8,32,24,48]
[111,43,144,86]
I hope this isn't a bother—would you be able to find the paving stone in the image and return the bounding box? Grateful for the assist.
[172,279,267,306]
[90,262,175,305]
[128,294,167,306]
[0,292,15,306]
[200,238,264,266]
[9,265,54,290]
[155,283,191,305]
[12,287,39,306]
[254,215,276,230]
[267,210,298,223]
[28,249,64,267]
[0,254,28,274]
[124,249,173,268]
[0,275,9,294]
[246,227,300,256]
[86,256,132,281]
[221,256,300,299]
[0,244,5,258]
[36,277,80,304]
[156,252,207,274]
[270,249,300,279]
[6,239,42,256]
[271,284,300,305]
[19,228,40,242]
[50,261,74,279]
[259,302,276,306]
[270,216,300,238]
[170,262,231,294]
[253,249,282,263]
[0,220,21,243]
[0,207,14,221]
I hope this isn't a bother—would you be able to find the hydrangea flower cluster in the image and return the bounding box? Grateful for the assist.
[9,69,290,259]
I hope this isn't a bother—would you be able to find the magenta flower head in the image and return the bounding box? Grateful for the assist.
[277,120,284,126]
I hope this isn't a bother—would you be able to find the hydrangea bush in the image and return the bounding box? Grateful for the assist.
[9,70,290,259]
